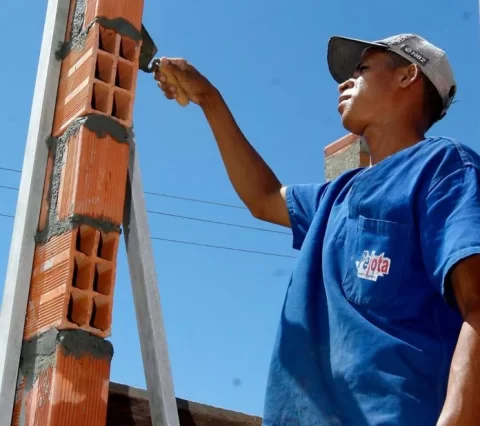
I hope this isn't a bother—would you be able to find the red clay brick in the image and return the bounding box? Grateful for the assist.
[95,50,116,83]
[115,58,135,91]
[118,34,140,62]
[12,344,111,426]
[11,376,26,426]
[12,367,54,426]
[97,230,118,261]
[84,0,145,31]
[52,23,141,136]
[90,295,112,331]
[98,26,119,55]
[92,260,114,295]
[56,122,130,226]
[76,224,98,256]
[64,0,78,48]
[37,151,55,233]
[24,227,119,340]
[111,88,133,122]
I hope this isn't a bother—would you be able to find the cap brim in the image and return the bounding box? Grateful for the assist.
[327,36,386,83]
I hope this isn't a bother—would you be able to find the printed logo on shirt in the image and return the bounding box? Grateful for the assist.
[356,250,391,281]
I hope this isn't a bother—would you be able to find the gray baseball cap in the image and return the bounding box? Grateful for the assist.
[327,33,457,118]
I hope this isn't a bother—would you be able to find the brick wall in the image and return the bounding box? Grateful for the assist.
[324,133,370,181]
[12,1,145,425]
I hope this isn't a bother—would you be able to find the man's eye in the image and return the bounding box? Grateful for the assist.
[359,66,368,72]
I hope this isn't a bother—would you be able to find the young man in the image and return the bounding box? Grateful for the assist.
[155,34,480,425]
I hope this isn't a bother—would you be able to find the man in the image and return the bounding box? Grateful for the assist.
[155,34,480,425]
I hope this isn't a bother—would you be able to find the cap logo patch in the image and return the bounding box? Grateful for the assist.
[401,45,429,65]
[387,34,416,46]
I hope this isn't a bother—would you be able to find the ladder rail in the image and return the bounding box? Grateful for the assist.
[0,0,70,422]
[123,142,180,426]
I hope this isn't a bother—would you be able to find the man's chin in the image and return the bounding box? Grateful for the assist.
[340,114,355,133]
[340,112,364,136]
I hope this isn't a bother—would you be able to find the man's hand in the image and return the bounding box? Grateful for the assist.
[154,57,215,106]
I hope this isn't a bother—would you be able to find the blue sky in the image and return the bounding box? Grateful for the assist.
[0,0,478,417]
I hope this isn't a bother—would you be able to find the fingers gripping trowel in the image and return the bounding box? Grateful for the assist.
[139,25,190,107]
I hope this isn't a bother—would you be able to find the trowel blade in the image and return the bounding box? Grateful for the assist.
[139,24,158,73]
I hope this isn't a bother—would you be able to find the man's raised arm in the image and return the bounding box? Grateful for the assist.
[154,58,291,228]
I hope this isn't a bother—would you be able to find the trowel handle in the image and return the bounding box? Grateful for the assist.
[153,59,190,107]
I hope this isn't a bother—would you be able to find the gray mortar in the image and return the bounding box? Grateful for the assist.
[70,0,86,41]
[57,13,142,60]
[83,114,133,143]
[35,214,121,244]
[59,329,114,359]
[96,17,142,41]
[18,329,113,393]
[36,115,130,244]
[19,329,58,392]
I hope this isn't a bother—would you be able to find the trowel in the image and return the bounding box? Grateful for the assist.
[138,25,190,107]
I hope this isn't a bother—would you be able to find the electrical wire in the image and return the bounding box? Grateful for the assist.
[151,237,296,258]
[0,211,295,259]
[0,166,22,174]
[0,166,247,210]
[147,210,289,235]
[0,185,18,192]
[145,190,246,210]
[0,183,288,236]
[0,165,295,257]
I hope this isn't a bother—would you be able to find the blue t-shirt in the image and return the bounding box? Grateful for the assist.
[263,137,480,426]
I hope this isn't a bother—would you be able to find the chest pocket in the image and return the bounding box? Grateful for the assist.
[341,215,413,307]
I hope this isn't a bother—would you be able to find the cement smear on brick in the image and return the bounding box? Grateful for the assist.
[59,329,114,360]
[18,329,113,392]
[36,115,130,244]
[70,0,86,41]
[56,0,141,60]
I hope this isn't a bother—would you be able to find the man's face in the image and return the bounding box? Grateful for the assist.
[337,48,401,135]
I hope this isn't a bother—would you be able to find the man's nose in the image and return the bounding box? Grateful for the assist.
[338,78,355,93]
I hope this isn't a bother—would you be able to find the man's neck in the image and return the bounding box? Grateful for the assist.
[363,122,426,165]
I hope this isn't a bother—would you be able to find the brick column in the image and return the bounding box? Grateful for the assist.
[324,133,371,181]
[12,1,144,425]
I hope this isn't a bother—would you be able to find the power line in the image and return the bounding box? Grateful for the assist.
[0,166,21,174]
[147,210,289,235]
[0,185,17,192]
[151,237,296,258]
[145,190,246,210]
[0,183,288,236]
[0,212,295,259]
[0,165,247,210]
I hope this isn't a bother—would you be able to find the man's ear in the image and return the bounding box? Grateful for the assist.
[398,64,421,88]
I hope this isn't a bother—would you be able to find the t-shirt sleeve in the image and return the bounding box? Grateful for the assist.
[286,183,329,250]
[418,165,480,308]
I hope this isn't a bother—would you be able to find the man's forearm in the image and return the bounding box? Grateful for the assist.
[437,317,480,425]
[200,88,283,218]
